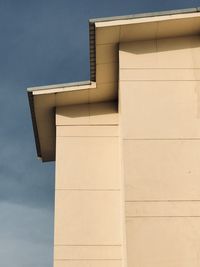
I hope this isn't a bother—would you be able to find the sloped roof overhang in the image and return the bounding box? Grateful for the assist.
[28,7,200,162]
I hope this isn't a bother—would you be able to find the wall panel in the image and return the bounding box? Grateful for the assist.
[54,102,123,267]
[120,35,200,267]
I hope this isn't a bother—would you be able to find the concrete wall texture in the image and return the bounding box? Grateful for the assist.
[53,35,200,266]
[54,102,123,267]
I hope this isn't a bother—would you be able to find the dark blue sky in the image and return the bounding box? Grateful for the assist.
[0,1,200,266]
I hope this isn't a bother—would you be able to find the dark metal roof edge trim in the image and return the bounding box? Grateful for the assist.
[89,7,200,23]
[89,22,96,82]
[27,91,42,159]
[27,80,92,92]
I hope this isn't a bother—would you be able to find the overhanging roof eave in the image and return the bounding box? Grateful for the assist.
[27,80,97,162]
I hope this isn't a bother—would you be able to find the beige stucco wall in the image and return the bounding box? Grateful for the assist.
[52,34,200,267]
[54,102,124,267]
[119,35,200,266]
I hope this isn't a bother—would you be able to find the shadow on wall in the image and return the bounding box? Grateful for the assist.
[120,35,200,55]
[56,101,118,120]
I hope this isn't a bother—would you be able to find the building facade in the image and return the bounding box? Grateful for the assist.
[28,8,200,267]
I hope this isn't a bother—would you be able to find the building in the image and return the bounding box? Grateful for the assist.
[28,7,200,267]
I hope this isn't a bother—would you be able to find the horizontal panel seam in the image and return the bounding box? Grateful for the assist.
[126,200,200,202]
[96,42,119,46]
[120,68,200,69]
[54,259,122,261]
[93,81,118,85]
[54,244,122,247]
[58,126,118,128]
[56,189,120,191]
[126,216,200,218]
[120,79,200,82]
[57,136,119,137]
[96,43,118,46]
[120,79,200,81]
[96,62,117,66]
[56,124,118,126]
[97,60,119,64]
[120,80,200,82]
[123,138,200,141]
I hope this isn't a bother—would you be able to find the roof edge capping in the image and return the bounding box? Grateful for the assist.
[27,80,94,93]
[89,7,200,23]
